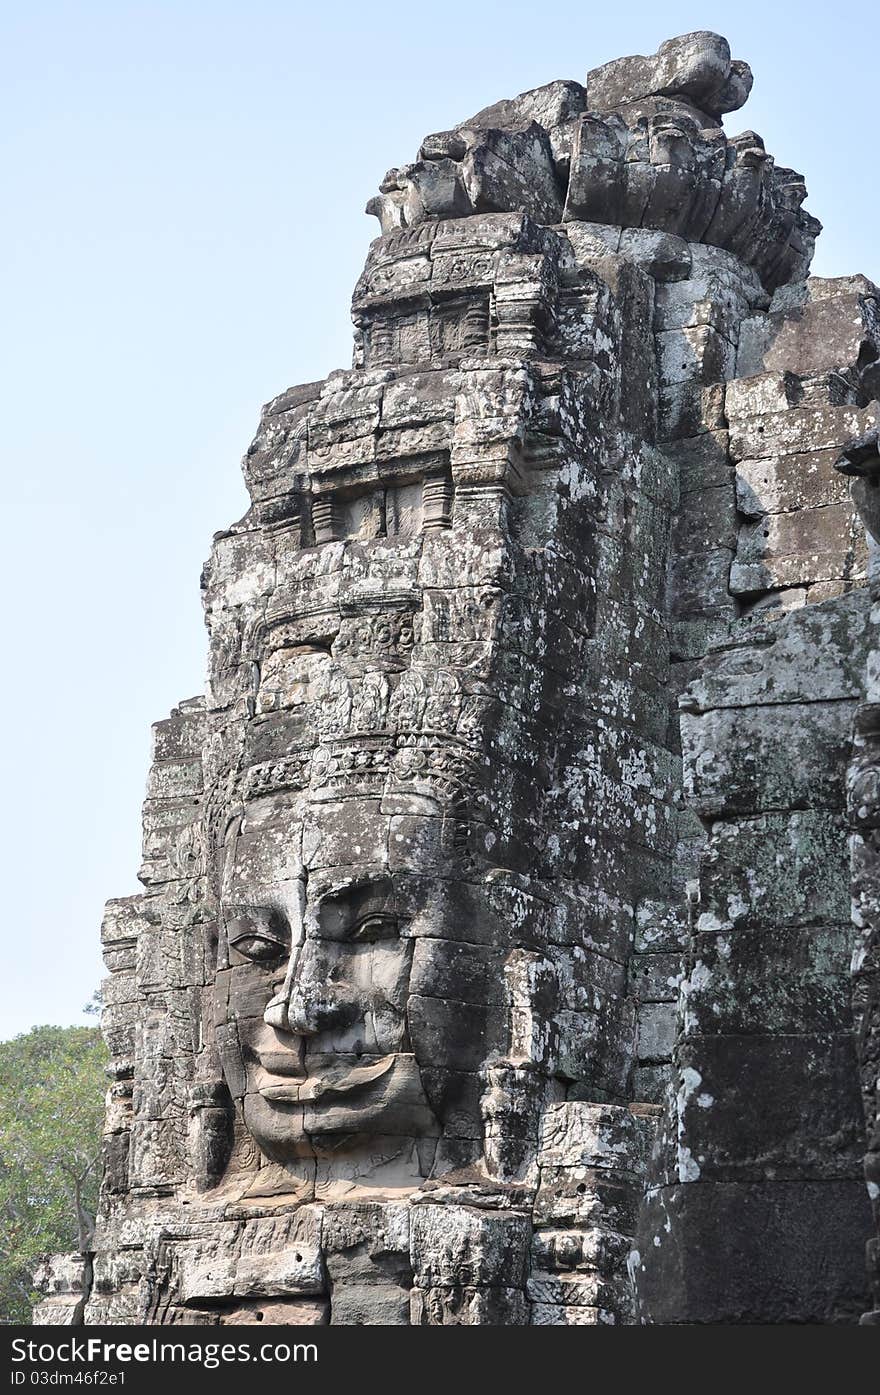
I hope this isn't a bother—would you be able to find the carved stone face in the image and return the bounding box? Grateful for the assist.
[212,788,490,1169]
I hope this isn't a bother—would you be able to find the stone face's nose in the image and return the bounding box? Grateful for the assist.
[285,978,359,1037]
[262,941,359,1037]
[262,991,291,1033]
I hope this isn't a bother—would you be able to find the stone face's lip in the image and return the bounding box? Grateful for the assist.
[259,1055,396,1103]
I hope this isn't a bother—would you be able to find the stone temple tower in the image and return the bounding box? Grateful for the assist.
[35,31,880,1324]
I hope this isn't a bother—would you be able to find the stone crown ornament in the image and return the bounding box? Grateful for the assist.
[367,31,819,294]
[35,31,880,1327]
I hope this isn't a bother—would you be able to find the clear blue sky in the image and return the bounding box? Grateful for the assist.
[2,1,877,1038]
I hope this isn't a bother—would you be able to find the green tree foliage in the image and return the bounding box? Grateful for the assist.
[0,1025,107,1323]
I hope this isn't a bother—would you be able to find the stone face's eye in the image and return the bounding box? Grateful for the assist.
[226,912,289,965]
[229,931,288,964]
[317,879,398,941]
[350,914,399,942]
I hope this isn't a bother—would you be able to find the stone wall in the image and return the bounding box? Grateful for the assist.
[34,30,880,1325]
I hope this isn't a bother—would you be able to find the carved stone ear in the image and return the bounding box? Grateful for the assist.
[480,1063,546,1182]
[187,1079,234,1193]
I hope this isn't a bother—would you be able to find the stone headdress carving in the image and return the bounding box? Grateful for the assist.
[38,31,880,1328]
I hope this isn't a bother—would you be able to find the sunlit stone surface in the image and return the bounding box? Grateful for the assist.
[36,31,880,1325]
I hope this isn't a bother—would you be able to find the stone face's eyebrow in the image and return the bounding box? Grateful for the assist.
[316,878,396,937]
[225,906,290,944]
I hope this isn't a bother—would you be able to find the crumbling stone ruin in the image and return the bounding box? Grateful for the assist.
[35,31,880,1324]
